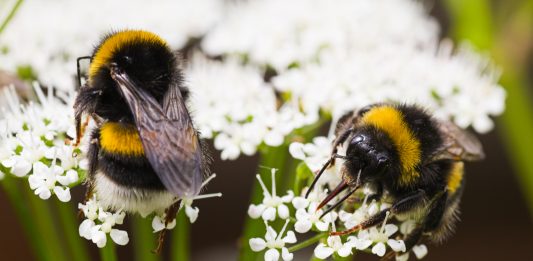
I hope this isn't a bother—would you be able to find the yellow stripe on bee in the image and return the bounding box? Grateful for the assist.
[447,162,464,194]
[361,106,421,186]
[100,122,144,156]
[89,30,168,80]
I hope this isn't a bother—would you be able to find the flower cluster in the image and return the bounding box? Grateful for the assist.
[1,0,223,91]
[79,196,129,248]
[0,85,85,201]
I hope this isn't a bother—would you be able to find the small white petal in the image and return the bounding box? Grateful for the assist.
[110,229,129,246]
[185,205,199,223]
[281,191,294,202]
[372,242,386,257]
[314,243,334,259]
[281,247,293,261]
[249,238,267,252]
[261,207,276,221]
[337,244,353,257]
[314,221,329,232]
[79,219,95,240]
[91,229,107,248]
[294,220,312,233]
[166,219,176,230]
[277,204,289,219]
[53,186,71,202]
[289,142,306,160]
[388,239,406,252]
[248,204,266,219]
[152,216,165,233]
[283,231,297,244]
[384,224,399,237]
[265,248,280,261]
[291,197,309,209]
[412,244,428,259]
[36,187,51,200]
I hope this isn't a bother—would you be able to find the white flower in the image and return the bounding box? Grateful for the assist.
[314,235,353,259]
[294,201,337,233]
[350,212,406,257]
[396,244,428,261]
[28,161,72,202]
[248,169,294,221]
[178,173,222,224]
[152,214,177,233]
[78,195,129,247]
[249,220,296,261]
[1,0,223,91]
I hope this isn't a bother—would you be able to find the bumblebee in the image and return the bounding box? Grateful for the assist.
[308,103,484,256]
[73,30,209,236]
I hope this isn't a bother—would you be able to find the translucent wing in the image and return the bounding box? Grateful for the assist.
[428,121,485,163]
[111,67,202,197]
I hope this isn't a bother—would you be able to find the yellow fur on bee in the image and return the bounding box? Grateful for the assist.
[100,122,144,156]
[361,106,421,186]
[447,162,464,194]
[88,30,168,80]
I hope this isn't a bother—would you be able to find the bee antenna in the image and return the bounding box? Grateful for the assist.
[305,157,333,199]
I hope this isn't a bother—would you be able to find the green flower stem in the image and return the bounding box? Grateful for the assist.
[25,182,68,261]
[0,0,24,35]
[172,209,190,261]
[132,215,159,261]
[445,0,533,213]
[239,144,290,261]
[288,233,328,252]
[99,241,117,261]
[54,200,90,261]
[1,176,49,261]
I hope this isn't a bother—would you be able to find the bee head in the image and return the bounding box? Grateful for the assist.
[344,128,398,186]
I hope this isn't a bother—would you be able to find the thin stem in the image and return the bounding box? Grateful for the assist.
[0,0,24,36]
[26,182,68,261]
[288,233,328,252]
[239,144,290,261]
[55,200,90,261]
[1,176,48,261]
[132,215,159,261]
[172,210,190,261]
[99,241,117,261]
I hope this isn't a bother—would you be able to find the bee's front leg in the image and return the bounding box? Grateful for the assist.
[153,200,181,254]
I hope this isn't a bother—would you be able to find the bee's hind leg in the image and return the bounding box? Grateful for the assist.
[153,200,181,254]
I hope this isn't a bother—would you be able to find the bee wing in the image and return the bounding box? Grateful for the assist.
[111,67,202,197]
[428,121,485,162]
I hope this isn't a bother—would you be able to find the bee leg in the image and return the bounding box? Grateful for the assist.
[330,127,353,165]
[153,201,180,254]
[331,190,427,236]
[78,131,100,219]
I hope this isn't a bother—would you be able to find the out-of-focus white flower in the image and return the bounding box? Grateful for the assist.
[249,220,297,261]
[248,169,294,221]
[396,244,428,261]
[314,235,354,259]
[187,55,315,160]
[294,201,337,233]
[1,0,223,91]
[78,195,129,247]
[178,173,222,224]
[203,0,438,71]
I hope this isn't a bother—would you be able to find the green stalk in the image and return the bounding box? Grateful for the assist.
[132,215,159,261]
[239,144,290,261]
[99,241,117,261]
[445,0,533,213]
[172,209,190,261]
[25,182,68,261]
[0,0,24,35]
[1,176,48,261]
[54,200,90,261]
[287,233,327,252]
